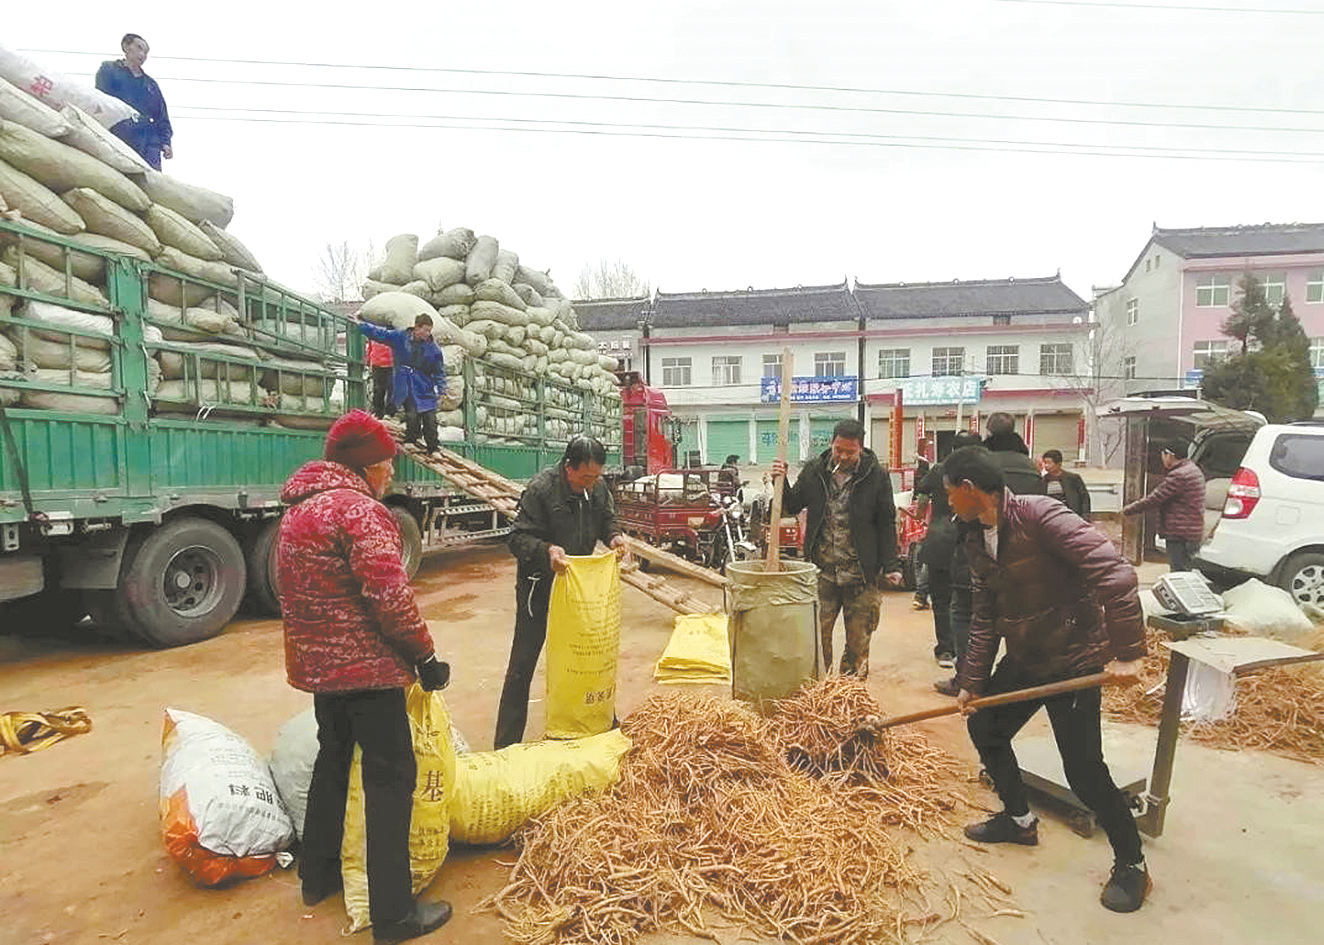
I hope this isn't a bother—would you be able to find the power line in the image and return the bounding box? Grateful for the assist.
[992,0,1324,13]
[170,105,1324,160]
[37,47,1324,116]
[160,95,1324,138]
[171,112,1324,163]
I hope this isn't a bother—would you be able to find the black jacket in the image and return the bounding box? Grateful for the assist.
[781,447,901,584]
[916,462,957,570]
[988,449,1047,497]
[1046,469,1091,518]
[509,462,621,578]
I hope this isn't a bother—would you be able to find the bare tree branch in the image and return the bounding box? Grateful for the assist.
[314,239,374,302]
[573,258,651,300]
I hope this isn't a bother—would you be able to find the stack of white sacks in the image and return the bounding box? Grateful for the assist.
[357,229,621,445]
[0,47,338,424]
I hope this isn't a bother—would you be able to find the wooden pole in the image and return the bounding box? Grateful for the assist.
[873,672,1116,730]
[764,348,795,573]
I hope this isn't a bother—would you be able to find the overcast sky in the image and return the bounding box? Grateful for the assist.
[10,1,1324,301]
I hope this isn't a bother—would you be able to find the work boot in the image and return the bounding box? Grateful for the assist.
[1100,862,1151,913]
[936,651,955,669]
[964,812,1038,846]
[373,900,453,943]
[933,676,960,697]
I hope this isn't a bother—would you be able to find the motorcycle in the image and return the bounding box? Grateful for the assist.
[709,493,758,573]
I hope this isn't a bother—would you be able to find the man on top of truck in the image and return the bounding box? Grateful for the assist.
[357,315,445,455]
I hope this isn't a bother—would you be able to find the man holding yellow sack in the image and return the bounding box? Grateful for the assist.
[497,435,629,749]
[278,410,452,943]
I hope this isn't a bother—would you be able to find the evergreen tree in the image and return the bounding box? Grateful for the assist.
[1203,276,1319,422]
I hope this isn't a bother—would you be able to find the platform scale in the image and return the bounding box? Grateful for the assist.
[1014,622,1324,839]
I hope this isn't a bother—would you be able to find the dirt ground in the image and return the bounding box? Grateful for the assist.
[2,545,1321,945]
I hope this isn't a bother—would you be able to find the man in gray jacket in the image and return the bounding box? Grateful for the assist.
[1123,436,1206,571]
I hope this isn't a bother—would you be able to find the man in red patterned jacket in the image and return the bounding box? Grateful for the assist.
[278,410,451,943]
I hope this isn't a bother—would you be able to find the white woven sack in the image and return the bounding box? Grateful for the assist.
[0,76,71,137]
[58,103,152,174]
[0,45,138,127]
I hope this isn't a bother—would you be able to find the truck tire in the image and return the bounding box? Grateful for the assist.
[118,517,247,648]
[243,518,283,618]
[389,505,423,581]
[1279,551,1324,609]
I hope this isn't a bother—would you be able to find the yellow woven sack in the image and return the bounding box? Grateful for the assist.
[341,685,456,932]
[449,730,631,846]
[545,552,621,739]
[654,613,731,684]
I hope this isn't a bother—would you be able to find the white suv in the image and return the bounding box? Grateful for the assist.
[1197,422,1324,609]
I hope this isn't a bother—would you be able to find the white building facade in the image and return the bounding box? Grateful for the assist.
[617,277,1092,467]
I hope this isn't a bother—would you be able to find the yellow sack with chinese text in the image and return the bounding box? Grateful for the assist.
[654,613,731,684]
[449,730,631,846]
[545,552,621,739]
[341,684,455,932]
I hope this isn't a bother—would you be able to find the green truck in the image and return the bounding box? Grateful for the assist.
[0,221,620,647]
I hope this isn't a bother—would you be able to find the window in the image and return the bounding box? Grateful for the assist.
[1145,259,1151,272]
[1260,272,1286,308]
[992,314,1011,326]
[1039,343,1074,375]
[1123,356,1137,380]
[773,323,790,334]
[1196,273,1231,307]
[1309,337,1324,369]
[932,347,965,376]
[877,348,910,379]
[986,344,1019,375]
[711,355,741,386]
[1269,434,1324,482]
[815,351,846,377]
[1154,254,1161,268]
[1308,271,1324,304]
[1126,298,1138,326]
[661,357,691,387]
[1193,340,1228,370]
[762,353,783,379]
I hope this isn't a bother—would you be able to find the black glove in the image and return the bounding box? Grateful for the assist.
[417,655,450,692]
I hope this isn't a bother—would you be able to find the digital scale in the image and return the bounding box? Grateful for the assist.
[1015,628,1324,838]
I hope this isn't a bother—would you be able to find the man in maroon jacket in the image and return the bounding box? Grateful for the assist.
[943,446,1152,914]
[1123,436,1207,572]
[278,410,451,943]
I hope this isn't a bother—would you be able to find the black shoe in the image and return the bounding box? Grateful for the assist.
[374,900,453,943]
[933,676,960,697]
[300,873,342,907]
[964,812,1039,846]
[911,598,930,610]
[936,651,956,669]
[1101,862,1151,913]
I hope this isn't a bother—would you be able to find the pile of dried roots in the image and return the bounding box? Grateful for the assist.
[481,677,1014,945]
[1103,627,1324,765]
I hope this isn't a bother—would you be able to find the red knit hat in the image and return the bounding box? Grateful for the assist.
[324,409,398,469]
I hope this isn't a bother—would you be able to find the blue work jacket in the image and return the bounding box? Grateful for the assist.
[357,322,446,412]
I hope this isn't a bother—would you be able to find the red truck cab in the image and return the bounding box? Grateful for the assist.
[617,371,676,475]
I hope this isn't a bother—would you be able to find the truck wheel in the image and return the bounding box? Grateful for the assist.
[389,505,423,581]
[244,518,283,618]
[1280,551,1324,609]
[118,517,247,648]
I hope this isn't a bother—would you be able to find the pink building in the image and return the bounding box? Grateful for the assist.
[1096,223,1324,399]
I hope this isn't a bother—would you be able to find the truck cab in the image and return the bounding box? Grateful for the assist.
[617,370,677,476]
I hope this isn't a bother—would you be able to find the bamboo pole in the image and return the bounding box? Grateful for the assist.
[764,348,795,573]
